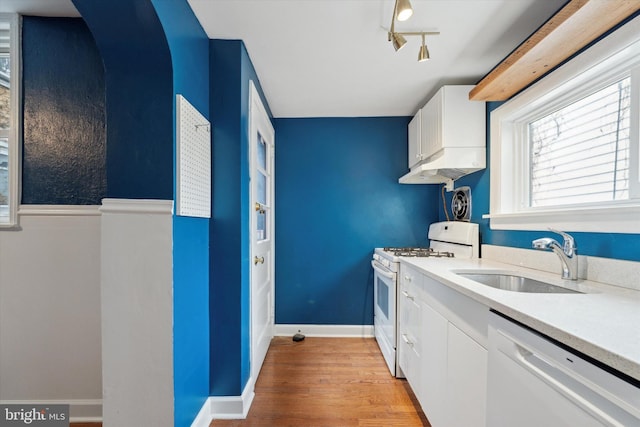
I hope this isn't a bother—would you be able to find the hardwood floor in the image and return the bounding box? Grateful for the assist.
[210,337,430,427]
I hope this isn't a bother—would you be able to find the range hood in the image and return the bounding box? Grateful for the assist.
[399,147,485,186]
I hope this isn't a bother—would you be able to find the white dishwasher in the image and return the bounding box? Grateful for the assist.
[487,311,640,427]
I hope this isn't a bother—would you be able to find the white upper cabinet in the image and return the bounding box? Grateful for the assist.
[402,85,486,185]
[420,87,443,161]
[407,110,422,169]
[428,85,484,156]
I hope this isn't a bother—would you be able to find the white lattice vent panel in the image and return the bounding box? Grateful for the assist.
[177,94,211,218]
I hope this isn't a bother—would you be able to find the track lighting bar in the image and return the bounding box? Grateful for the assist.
[387,31,439,61]
[388,0,439,62]
[392,31,440,37]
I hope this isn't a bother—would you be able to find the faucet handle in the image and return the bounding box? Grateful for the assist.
[548,228,576,255]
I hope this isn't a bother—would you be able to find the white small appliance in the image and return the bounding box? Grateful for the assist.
[488,311,640,425]
[371,221,479,377]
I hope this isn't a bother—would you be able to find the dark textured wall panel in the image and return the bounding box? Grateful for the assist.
[22,17,106,205]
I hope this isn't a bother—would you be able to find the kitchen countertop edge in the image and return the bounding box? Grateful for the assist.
[399,256,640,383]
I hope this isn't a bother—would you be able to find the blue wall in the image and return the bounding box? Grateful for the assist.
[22,17,105,204]
[275,117,439,325]
[71,1,211,425]
[151,1,211,426]
[442,102,640,262]
[209,39,272,396]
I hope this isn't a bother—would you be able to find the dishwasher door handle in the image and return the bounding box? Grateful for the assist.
[499,330,628,426]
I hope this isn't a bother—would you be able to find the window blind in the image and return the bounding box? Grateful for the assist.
[529,77,631,207]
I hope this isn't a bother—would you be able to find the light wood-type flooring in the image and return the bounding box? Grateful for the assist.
[210,337,430,427]
[70,337,428,427]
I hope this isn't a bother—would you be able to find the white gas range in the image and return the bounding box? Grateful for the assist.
[371,221,479,377]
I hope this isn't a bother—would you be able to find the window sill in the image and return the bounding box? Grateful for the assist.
[484,204,640,234]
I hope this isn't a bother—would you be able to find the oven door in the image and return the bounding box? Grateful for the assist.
[372,259,397,376]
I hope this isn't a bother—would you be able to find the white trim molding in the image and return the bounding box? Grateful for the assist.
[18,205,102,216]
[274,324,375,338]
[487,16,640,234]
[485,204,640,233]
[191,380,256,426]
[99,198,174,215]
[190,398,214,427]
[0,13,22,229]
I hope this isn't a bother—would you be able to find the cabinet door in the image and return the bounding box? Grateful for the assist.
[398,291,422,400]
[421,88,442,160]
[441,85,485,150]
[420,301,448,427]
[408,110,422,169]
[398,279,422,398]
[446,323,488,427]
[397,285,411,377]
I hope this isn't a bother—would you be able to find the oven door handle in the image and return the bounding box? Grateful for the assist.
[371,260,395,279]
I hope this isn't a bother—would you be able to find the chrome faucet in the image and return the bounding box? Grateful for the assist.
[532,229,578,280]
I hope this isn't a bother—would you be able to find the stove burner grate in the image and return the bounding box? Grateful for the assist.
[383,247,455,258]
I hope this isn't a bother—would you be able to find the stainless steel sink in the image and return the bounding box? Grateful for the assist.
[456,273,582,294]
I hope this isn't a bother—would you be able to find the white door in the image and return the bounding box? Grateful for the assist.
[249,81,275,381]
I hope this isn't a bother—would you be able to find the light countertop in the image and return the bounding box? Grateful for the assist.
[399,256,640,383]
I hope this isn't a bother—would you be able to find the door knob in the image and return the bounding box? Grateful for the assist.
[254,256,265,265]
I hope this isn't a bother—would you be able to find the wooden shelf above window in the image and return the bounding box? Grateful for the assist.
[469,0,640,101]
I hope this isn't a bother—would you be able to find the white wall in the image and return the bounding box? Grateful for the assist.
[0,206,102,420]
[100,199,174,427]
[0,200,175,425]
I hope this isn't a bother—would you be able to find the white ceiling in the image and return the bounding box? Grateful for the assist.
[0,0,567,118]
[188,0,566,118]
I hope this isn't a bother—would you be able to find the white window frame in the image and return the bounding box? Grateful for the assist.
[487,16,640,234]
[0,13,21,228]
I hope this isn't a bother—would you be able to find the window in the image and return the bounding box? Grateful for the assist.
[0,14,19,226]
[529,77,631,207]
[488,17,640,234]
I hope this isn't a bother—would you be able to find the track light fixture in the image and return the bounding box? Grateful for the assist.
[388,0,439,63]
[395,0,413,21]
[391,32,407,51]
[418,33,429,62]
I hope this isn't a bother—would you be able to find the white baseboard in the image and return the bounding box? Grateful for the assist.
[0,399,102,422]
[274,324,374,338]
[191,377,256,426]
[190,398,213,427]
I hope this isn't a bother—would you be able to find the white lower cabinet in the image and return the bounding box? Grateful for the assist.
[419,302,448,427]
[399,292,422,398]
[398,266,423,397]
[446,323,488,427]
[398,263,489,427]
